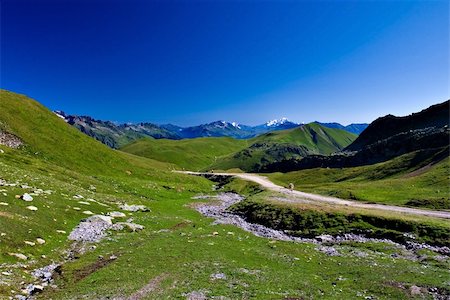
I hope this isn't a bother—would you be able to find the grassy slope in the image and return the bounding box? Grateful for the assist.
[210,123,357,172]
[269,150,450,208]
[120,136,248,171]
[251,122,357,154]
[0,90,172,176]
[1,90,449,299]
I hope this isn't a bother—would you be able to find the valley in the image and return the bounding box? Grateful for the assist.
[0,90,449,300]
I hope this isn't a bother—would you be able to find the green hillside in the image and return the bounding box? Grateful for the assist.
[121,136,248,170]
[269,148,450,208]
[210,123,357,172]
[0,90,173,176]
[251,122,357,154]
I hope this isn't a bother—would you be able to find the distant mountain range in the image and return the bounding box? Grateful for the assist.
[261,100,450,172]
[54,111,368,148]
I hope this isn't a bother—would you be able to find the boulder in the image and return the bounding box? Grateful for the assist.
[119,204,150,212]
[116,222,144,232]
[9,253,28,260]
[21,193,33,201]
[108,211,126,218]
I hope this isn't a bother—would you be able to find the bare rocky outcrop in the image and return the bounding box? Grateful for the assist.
[0,130,23,148]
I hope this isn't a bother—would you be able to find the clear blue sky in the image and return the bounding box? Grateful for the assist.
[1,0,448,126]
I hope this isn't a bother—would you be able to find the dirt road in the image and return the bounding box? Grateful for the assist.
[179,171,450,220]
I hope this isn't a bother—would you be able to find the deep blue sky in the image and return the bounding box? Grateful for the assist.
[1,0,448,126]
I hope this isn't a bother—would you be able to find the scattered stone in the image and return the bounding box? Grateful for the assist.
[119,204,150,212]
[316,246,340,256]
[108,211,126,218]
[20,185,31,189]
[210,273,227,280]
[68,215,114,242]
[409,285,422,296]
[184,291,207,300]
[83,210,94,215]
[0,131,23,148]
[73,207,81,210]
[32,263,60,283]
[212,231,219,236]
[194,193,315,243]
[24,241,36,246]
[73,194,84,199]
[24,284,44,295]
[316,234,334,243]
[90,215,113,224]
[26,206,38,211]
[2,271,11,276]
[56,230,66,234]
[9,253,28,260]
[21,193,33,202]
[36,238,46,245]
[0,149,4,154]
[0,202,9,206]
[78,201,90,205]
[115,222,145,232]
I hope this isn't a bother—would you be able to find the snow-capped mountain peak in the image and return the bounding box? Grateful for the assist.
[266,117,291,127]
[214,120,240,129]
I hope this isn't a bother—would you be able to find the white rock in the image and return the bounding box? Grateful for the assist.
[117,222,144,232]
[0,202,9,206]
[83,210,94,215]
[119,204,150,212]
[9,253,28,260]
[108,211,126,218]
[89,215,113,225]
[21,193,33,202]
[78,201,90,205]
[56,230,66,234]
[26,206,38,211]
[36,238,45,244]
[24,241,36,246]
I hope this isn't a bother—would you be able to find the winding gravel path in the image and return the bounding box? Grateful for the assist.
[179,171,450,220]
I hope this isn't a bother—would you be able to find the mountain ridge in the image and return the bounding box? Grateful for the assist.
[55,111,368,148]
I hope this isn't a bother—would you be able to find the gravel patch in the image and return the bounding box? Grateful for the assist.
[194,193,450,258]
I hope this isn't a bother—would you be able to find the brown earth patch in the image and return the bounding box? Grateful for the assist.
[127,273,167,300]
[73,254,120,282]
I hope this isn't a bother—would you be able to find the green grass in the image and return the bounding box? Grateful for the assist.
[209,123,357,172]
[120,136,248,171]
[251,122,357,154]
[229,198,450,246]
[268,150,450,208]
[1,90,449,299]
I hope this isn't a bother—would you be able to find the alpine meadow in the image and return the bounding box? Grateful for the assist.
[1,1,449,300]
